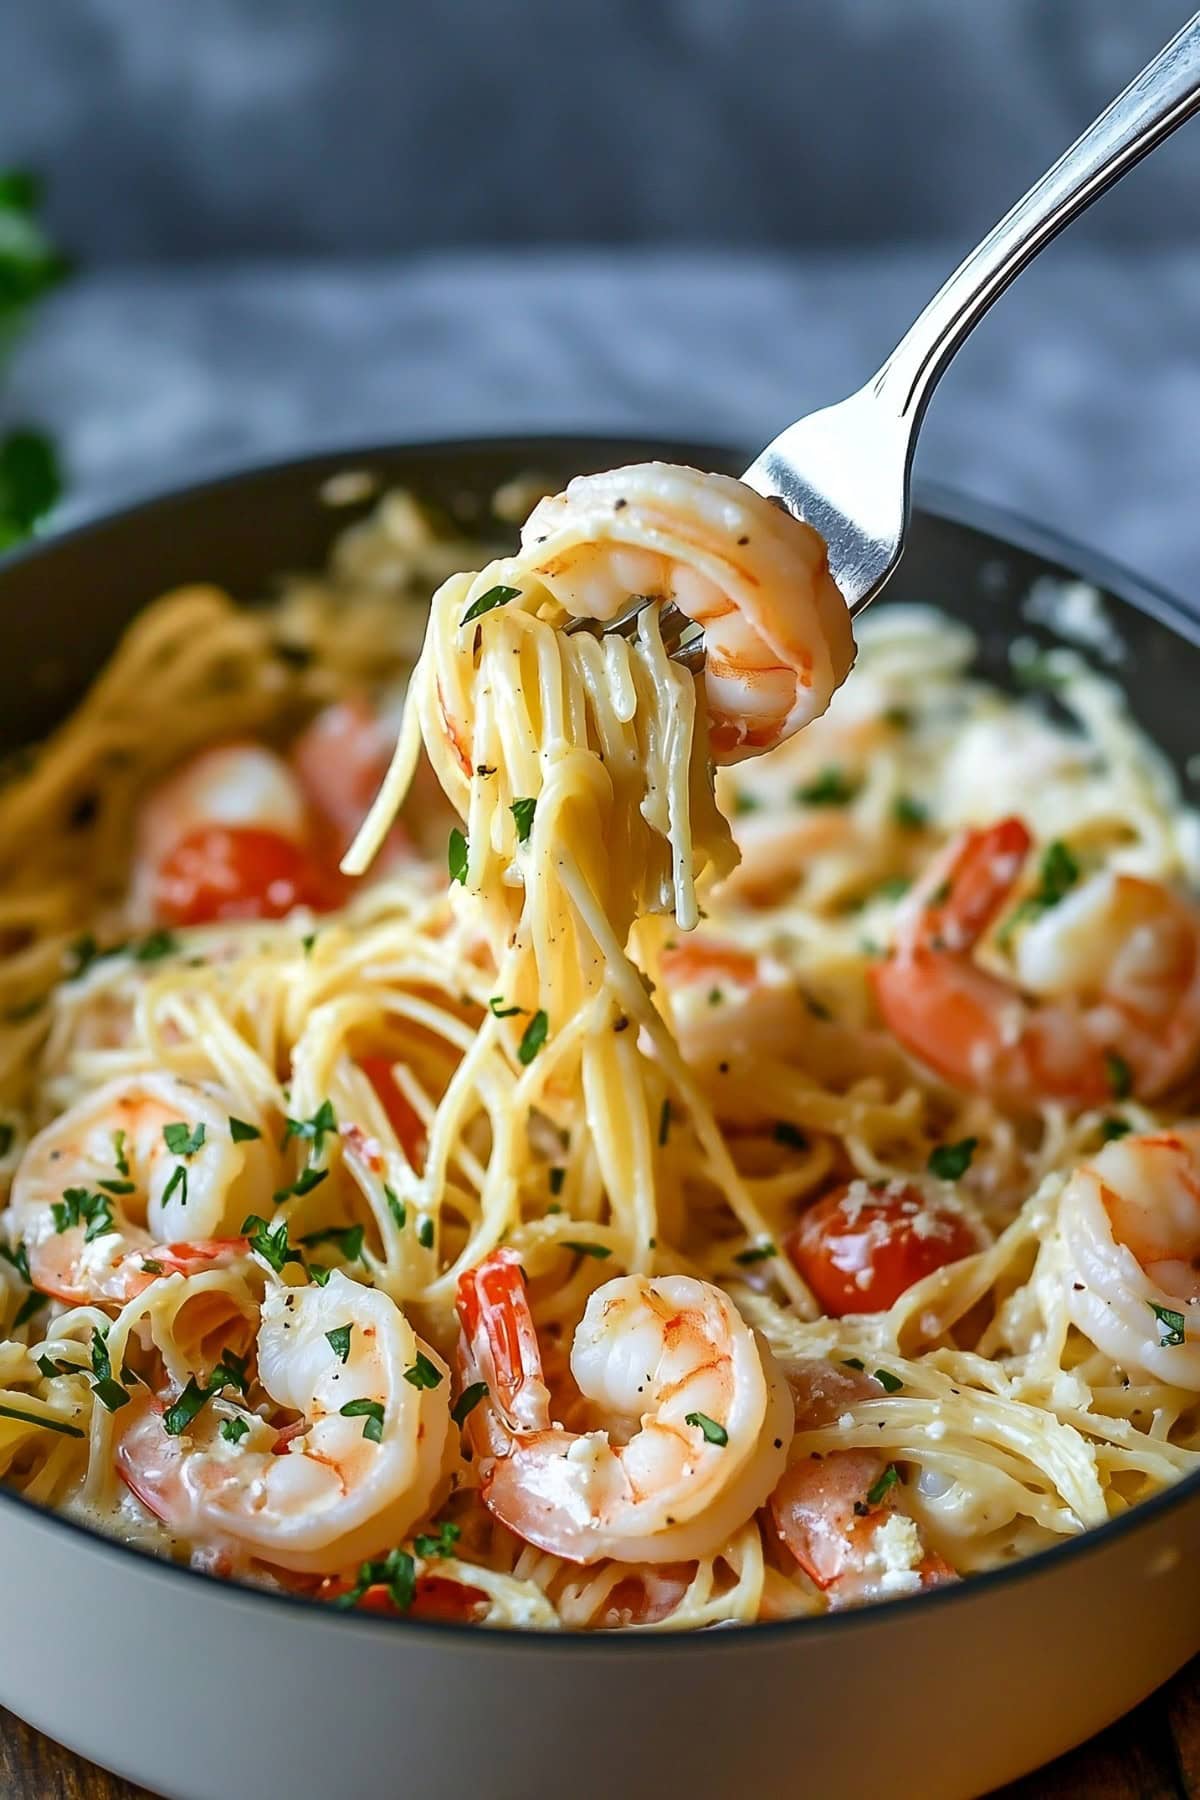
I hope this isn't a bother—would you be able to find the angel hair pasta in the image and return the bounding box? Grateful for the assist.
[1,460,1198,1633]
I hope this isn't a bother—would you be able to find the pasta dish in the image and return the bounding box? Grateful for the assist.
[0,461,1197,1632]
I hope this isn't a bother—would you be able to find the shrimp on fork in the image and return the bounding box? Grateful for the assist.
[872,817,1200,1107]
[1060,1127,1200,1388]
[520,463,855,759]
[7,1072,276,1306]
[455,1248,792,1564]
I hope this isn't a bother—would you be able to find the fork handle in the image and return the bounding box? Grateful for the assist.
[877,12,1200,426]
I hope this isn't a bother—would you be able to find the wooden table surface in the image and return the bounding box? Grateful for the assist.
[3,1653,1199,1798]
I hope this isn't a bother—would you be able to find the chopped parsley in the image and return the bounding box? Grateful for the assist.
[326,1324,353,1364]
[339,1397,385,1443]
[12,1288,47,1330]
[562,1241,611,1260]
[0,1240,30,1284]
[927,1137,977,1180]
[52,1186,115,1242]
[794,767,859,808]
[548,1166,566,1198]
[461,582,520,627]
[517,1009,549,1065]
[300,1223,365,1263]
[732,790,761,816]
[685,1411,728,1447]
[872,875,912,903]
[112,1130,129,1176]
[336,1546,415,1612]
[160,1163,188,1209]
[733,1242,777,1266]
[89,1329,129,1414]
[1149,1302,1186,1348]
[241,1214,306,1275]
[0,1401,84,1438]
[448,827,469,886]
[163,1121,206,1158]
[413,1521,461,1560]
[488,996,524,1018]
[404,1351,444,1390]
[220,1416,251,1445]
[1105,1052,1133,1100]
[283,1099,338,1151]
[510,797,537,843]
[162,1376,213,1437]
[842,1357,866,1372]
[385,1185,406,1229]
[417,1217,435,1250]
[874,1368,904,1394]
[132,929,179,963]
[892,794,928,830]
[866,1464,900,1506]
[451,1381,488,1428]
[707,987,723,1007]
[229,1116,262,1143]
[999,839,1079,943]
[272,1166,329,1206]
[1098,1115,1131,1143]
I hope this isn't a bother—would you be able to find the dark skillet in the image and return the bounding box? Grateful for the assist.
[0,436,1197,1800]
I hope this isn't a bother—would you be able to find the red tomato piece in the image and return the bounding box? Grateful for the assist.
[784,1181,980,1317]
[318,1574,488,1623]
[153,826,339,926]
[360,1054,427,1171]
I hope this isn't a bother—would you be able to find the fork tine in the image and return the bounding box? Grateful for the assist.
[561,595,703,671]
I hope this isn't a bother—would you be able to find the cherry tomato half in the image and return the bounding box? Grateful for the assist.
[784,1181,980,1316]
[153,826,338,926]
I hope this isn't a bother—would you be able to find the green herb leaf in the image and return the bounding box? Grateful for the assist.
[448,827,469,886]
[734,1242,777,1265]
[210,1347,249,1396]
[517,1009,548,1065]
[403,1351,444,1390]
[451,1381,488,1428]
[510,797,536,843]
[866,1464,900,1506]
[98,1178,136,1196]
[548,1166,566,1198]
[52,1186,116,1242]
[88,1330,129,1413]
[132,929,179,963]
[927,1137,978,1181]
[732,790,761,816]
[299,1223,364,1263]
[112,1129,129,1176]
[562,1241,611,1260]
[0,429,61,546]
[413,1521,461,1560]
[163,1377,213,1436]
[161,1163,188,1209]
[12,1288,47,1329]
[339,1397,385,1443]
[842,1357,866,1372]
[229,1116,262,1143]
[326,1324,353,1364]
[335,1546,416,1612]
[283,1099,338,1151]
[685,1411,728,1446]
[488,995,523,1018]
[874,1368,904,1394]
[1105,1052,1133,1100]
[1149,1302,1186,1348]
[163,1120,206,1157]
[0,1400,84,1438]
[417,1217,434,1250]
[309,1264,332,1287]
[999,839,1079,944]
[385,1185,406,1229]
[461,583,520,627]
[220,1416,250,1445]
[892,794,928,830]
[240,1214,305,1275]
[794,767,859,808]
[1098,1115,1131,1143]
[0,1240,30,1284]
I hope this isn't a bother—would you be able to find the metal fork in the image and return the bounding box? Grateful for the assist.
[579,10,1200,661]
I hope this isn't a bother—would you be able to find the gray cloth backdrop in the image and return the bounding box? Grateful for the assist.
[3,0,1199,597]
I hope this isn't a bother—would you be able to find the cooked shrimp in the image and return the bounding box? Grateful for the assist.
[133,743,336,926]
[520,463,855,759]
[116,1269,455,1573]
[769,1361,953,1604]
[456,1248,792,1563]
[872,817,1200,1106]
[8,1072,275,1304]
[1060,1128,1200,1387]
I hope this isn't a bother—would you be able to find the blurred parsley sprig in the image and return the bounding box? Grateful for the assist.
[0,169,70,550]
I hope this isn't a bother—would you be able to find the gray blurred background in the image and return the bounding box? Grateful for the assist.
[5,0,1200,591]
